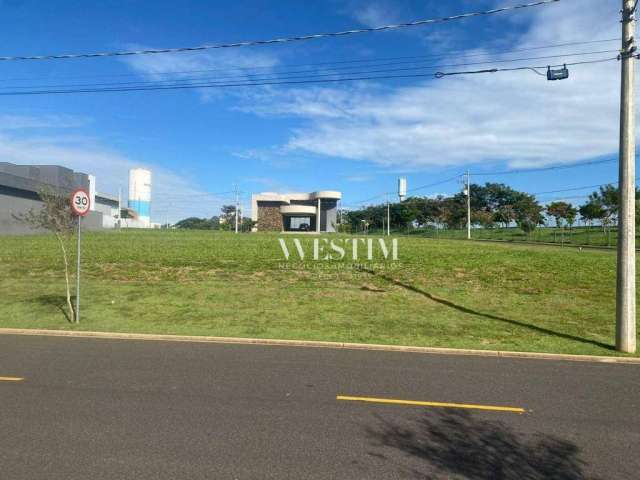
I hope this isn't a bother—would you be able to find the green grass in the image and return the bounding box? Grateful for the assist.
[1,229,638,357]
[402,225,631,247]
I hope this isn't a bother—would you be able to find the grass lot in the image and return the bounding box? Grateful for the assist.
[402,225,630,247]
[1,229,638,357]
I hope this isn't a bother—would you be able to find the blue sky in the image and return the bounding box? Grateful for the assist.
[0,0,626,222]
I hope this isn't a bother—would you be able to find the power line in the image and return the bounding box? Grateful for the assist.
[407,174,463,194]
[435,56,616,78]
[343,192,392,208]
[537,193,593,202]
[532,181,619,196]
[0,1,560,61]
[471,158,617,176]
[0,55,615,96]
[0,38,619,85]
[344,162,620,209]
[2,49,616,90]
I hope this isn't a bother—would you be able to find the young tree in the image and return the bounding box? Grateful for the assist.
[565,205,578,230]
[587,187,616,233]
[579,200,605,228]
[546,201,574,228]
[14,189,77,322]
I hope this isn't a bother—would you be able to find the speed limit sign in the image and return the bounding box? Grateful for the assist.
[70,188,91,217]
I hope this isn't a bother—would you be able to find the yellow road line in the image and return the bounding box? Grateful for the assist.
[336,395,525,414]
[0,376,24,382]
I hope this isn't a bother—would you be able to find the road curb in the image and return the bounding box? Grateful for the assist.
[0,328,638,364]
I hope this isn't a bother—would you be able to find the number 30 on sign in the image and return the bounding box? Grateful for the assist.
[71,188,91,217]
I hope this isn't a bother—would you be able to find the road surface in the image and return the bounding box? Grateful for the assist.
[1,334,639,479]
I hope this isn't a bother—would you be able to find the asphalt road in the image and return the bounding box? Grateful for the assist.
[1,334,639,479]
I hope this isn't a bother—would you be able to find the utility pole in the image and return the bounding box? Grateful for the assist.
[386,194,391,236]
[234,184,239,234]
[466,171,471,240]
[117,188,121,230]
[617,0,636,353]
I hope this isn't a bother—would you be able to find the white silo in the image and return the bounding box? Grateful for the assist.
[398,177,407,201]
[128,168,152,227]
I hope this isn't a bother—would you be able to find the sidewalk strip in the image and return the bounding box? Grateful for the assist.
[336,395,525,414]
[0,376,24,382]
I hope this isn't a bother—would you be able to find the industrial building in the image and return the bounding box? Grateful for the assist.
[0,162,156,234]
[251,191,342,232]
[1,162,106,234]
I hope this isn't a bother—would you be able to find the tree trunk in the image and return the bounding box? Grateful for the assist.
[56,232,75,322]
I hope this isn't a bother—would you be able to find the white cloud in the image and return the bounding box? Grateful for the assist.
[343,174,373,183]
[238,0,623,169]
[0,114,91,130]
[121,48,280,101]
[241,176,301,194]
[351,2,399,28]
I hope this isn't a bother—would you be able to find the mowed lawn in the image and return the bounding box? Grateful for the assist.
[0,229,637,356]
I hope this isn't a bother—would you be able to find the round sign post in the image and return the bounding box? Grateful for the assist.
[70,189,90,323]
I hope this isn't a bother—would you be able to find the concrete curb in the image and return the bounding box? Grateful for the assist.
[0,328,638,364]
[2,328,639,364]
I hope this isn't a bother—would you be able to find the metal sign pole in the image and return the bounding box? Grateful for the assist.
[76,215,81,323]
[70,187,89,324]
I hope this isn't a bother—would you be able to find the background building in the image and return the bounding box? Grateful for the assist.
[251,191,342,233]
[0,162,162,234]
[0,162,113,234]
[94,192,120,229]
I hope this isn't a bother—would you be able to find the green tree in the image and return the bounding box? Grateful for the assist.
[390,199,419,231]
[472,209,495,229]
[587,186,618,233]
[417,197,446,230]
[442,196,467,229]
[578,200,605,228]
[513,194,545,236]
[585,184,640,230]
[566,205,578,230]
[219,205,238,230]
[174,217,220,230]
[494,205,516,228]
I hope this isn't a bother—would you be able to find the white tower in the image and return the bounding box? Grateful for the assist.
[398,177,407,202]
[128,168,152,227]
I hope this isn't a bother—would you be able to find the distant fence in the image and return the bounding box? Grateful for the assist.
[361,226,640,249]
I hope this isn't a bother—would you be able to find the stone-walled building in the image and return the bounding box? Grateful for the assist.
[251,191,342,233]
